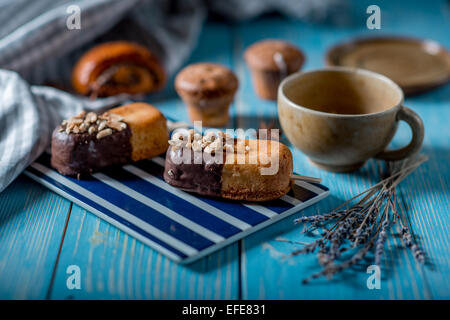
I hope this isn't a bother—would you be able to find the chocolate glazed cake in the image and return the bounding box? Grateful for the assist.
[164,146,225,197]
[163,131,293,202]
[51,119,132,176]
[51,102,168,177]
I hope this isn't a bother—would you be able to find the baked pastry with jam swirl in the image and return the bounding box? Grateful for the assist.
[72,41,166,98]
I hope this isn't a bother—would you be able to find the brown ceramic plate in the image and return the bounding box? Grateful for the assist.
[326,36,450,96]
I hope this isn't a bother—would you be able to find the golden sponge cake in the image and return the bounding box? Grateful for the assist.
[109,102,168,161]
[221,139,293,201]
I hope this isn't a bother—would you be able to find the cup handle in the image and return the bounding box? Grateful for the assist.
[375,106,424,161]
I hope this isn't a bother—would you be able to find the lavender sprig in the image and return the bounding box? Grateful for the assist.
[303,242,374,284]
[290,238,323,256]
[293,211,345,224]
[401,226,425,264]
[374,211,390,266]
[289,154,428,283]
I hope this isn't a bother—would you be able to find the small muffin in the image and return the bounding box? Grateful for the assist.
[175,63,238,127]
[72,41,166,98]
[244,40,305,100]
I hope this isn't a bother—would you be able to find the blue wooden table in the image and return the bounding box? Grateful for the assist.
[0,0,449,300]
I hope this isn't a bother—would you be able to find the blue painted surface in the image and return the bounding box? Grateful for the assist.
[0,176,71,299]
[0,0,449,299]
[50,204,239,299]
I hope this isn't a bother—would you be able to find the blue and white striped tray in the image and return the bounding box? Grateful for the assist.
[24,153,329,264]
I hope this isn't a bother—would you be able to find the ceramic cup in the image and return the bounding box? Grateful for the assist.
[278,67,424,172]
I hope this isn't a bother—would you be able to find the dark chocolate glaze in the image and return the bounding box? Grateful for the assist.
[51,125,132,176]
[163,146,225,197]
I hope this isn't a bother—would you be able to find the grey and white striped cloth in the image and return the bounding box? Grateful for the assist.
[0,0,343,192]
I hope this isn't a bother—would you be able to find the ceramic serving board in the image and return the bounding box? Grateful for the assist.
[24,153,329,264]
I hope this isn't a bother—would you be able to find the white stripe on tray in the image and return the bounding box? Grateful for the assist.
[31,162,198,257]
[123,164,252,231]
[294,180,325,195]
[242,204,277,218]
[281,195,302,206]
[93,172,225,243]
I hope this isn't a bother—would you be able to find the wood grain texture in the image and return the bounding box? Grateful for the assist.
[49,205,238,299]
[0,176,70,299]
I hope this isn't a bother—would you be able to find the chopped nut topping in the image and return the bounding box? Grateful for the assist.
[85,112,97,123]
[98,112,109,120]
[192,141,202,152]
[96,128,112,139]
[172,132,183,141]
[67,122,76,131]
[79,122,89,132]
[203,132,216,143]
[98,120,107,131]
[60,110,127,139]
[168,130,249,154]
[71,118,83,125]
[107,120,126,131]
[73,111,86,119]
[108,113,124,122]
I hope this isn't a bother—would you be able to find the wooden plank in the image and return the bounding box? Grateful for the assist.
[236,0,450,299]
[399,85,450,299]
[47,21,240,299]
[48,204,238,299]
[0,175,70,299]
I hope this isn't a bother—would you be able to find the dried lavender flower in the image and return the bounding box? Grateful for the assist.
[289,155,428,283]
[401,226,425,264]
[374,216,390,266]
